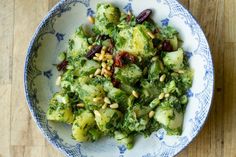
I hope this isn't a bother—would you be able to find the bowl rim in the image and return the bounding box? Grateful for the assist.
[24,0,215,156]
[24,1,73,156]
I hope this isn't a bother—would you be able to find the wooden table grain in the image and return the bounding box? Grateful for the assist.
[0,0,234,156]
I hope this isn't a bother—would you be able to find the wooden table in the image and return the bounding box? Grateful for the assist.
[0,0,234,156]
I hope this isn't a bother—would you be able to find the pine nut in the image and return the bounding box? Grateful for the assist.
[101,62,107,68]
[93,56,99,61]
[159,93,165,100]
[55,76,61,86]
[99,50,105,60]
[94,110,101,117]
[160,62,164,71]
[151,57,158,62]
[165,93,170,98]
[147,31,155,39]
[149,111,155,118]
[95,53,100,57]
[102,103,107,109]
[128,10,132,16]
[77,103,85,107]
[160,74,166,82]
[107,66,111,70]
[132,90,139,98]
[93,97,102,102]
[88,16,95,24]
[102,46,107,51]
[103,68,112,76]
[178,70,185,74]
[88,45,93,50]
[110,103,119,109]
[101,50,106,55]
[108,59,114,64]
[104,97,111,104]
[94,69,101,75]
[106,54,113,59]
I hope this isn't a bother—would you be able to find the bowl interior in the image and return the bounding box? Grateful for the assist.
[24,0,214,156]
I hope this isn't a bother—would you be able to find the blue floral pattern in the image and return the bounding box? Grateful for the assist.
[56,32,65,42]
[161,18,169,26]
[43,70,53,79]
[24,0,214,157]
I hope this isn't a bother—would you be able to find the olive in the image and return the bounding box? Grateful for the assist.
[136,9,152,24]
[86,45,102,59]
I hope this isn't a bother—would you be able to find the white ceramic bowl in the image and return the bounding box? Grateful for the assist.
[24,0,214,156]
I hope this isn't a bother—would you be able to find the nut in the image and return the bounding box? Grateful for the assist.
[149,111,155,118]
[93,97,102,102]
[94,69,101,75]
[132,90,139,98]
[151,56,158,62]
[104,97,111,104]
[128,10,132,16]
[99,50,105,60]
[101,62,107,68]
[107,66,111,70]
[177,70,185,74]
[88,45,93,50]
[110,103,119,109]
[160,62,164,71]
[94,110,101,117]
[158,93,165,100]
[102,103,107,109]
[147,31,155,39]
[160,74,166,82]
[102,46,107,51]
[77,103,85,108]
[55,76,61,86]
[103,68,112,76]
[95,53,100,57]
[93,56,99,61]
[88,16,95,24]
[105,54,113,59]
[165,93,170,98]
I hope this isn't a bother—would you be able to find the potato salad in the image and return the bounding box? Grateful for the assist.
[46,3,193,149]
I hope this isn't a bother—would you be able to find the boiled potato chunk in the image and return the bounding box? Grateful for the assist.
[154,106,183,134]
[95,108,121,133]
[163,48,184,70]
[72,111,96,142]
[47,93,74,124]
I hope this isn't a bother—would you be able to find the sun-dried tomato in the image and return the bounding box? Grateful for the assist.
[114,52,136,67]
[57,60,68,71]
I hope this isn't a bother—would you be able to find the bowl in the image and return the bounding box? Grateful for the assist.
[24,0,214,156]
